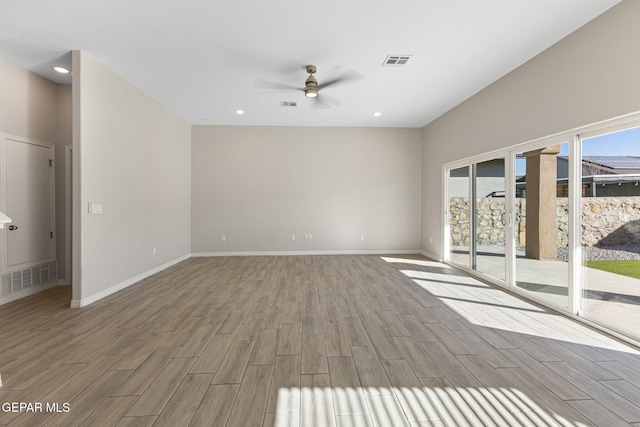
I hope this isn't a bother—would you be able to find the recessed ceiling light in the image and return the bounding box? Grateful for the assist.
[53,66,70,74]
[235,109,245,115]
[373,112,382,117]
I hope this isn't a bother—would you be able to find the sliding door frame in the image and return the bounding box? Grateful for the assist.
[443,164,472,271]
[444,152,509,289]
[442,110,640,346]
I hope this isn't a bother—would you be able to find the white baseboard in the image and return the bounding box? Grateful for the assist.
[192,249,422,257]
[0,280,62,306]
[70,254,191,308]
[420,250,443,262]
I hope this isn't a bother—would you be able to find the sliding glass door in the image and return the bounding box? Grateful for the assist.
[580,126,640,335]
[446,147,570,306]
[472,158,506,281]
[448,166,471,268]
[444,114,640,343]
[513,143,570,308]
[446,157,506,284]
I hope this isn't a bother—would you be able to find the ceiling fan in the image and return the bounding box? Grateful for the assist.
[254,65,363,108]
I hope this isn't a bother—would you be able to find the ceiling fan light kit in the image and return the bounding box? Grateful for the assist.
[304,65,319,98]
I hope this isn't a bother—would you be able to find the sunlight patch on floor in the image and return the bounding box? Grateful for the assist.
[380,257,453,269]
[400,269,485,286]
[271,386,590,427]
[398,270,638,353]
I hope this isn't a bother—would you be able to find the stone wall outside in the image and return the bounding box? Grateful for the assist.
[449,196,640,248]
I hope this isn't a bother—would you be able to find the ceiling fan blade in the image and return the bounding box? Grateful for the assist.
[312,93,341,109]
[312,97,331,109]
[253,78,301,92]
[318,69,364,90]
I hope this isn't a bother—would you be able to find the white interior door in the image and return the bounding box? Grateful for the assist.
[3,136,55,269]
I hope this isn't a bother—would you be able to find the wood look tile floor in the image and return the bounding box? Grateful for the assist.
[2,255,640,426]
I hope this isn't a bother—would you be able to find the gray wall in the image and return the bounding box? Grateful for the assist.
[421,0,640,258]
[191,125,422,253]
[73,51,191,304]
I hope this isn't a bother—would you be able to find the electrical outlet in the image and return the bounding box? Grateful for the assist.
[429,237,433,244]
[221,235,226,242]
[308,234,313,240]
[360,233,365,241]
[152,247,157,255]
[291,234,296,241]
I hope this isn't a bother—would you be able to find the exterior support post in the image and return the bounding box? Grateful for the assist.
[524,145,561,260]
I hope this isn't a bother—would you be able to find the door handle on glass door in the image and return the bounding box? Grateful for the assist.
[8,225,18,231]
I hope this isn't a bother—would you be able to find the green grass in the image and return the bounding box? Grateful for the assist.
[584,260,640,280]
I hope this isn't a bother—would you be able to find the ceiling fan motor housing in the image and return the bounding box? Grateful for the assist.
[304,65,318,97]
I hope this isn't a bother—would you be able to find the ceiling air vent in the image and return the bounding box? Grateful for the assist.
[382,54,412,68]
[280,101,297,108]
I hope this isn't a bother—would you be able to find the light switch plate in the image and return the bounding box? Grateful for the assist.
[89,203,103,214]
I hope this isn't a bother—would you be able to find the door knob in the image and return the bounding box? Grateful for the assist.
[8,225,18,231]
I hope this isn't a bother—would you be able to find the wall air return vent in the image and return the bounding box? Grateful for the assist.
[382,55,412,68]
[280,101,297,108]
[0,261,57,297]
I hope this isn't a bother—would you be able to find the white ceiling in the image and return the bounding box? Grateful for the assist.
[0,0,620,128]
